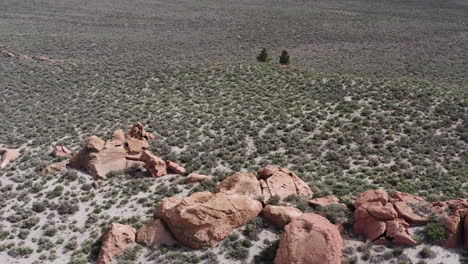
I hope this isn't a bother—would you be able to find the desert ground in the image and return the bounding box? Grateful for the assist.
[0,0,467,264]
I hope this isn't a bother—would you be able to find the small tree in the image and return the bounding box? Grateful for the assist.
[256,48,269,62]
[279,50,290,65]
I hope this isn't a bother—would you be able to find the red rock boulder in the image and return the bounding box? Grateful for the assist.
[97,223,136,264]
[262,205,303,228]
[166,160,185,174]
[258,167,313,202]
[186,173,212,184]
[215,172,262,199]
[309,195,341,207]
[140,150,167,178]
[136,219,176,247]
[274,213,343,264]
[52,146,72,158]
[154,191,262,248]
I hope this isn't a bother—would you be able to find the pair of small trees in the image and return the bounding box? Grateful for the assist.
[256,48,289,65]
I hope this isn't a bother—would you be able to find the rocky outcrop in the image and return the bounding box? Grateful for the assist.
[69,123,170,180]
[353,190,418,246]
[274,213,343,264]
[136,219,176,247]
[140,150,167,178]
[40,162,66,176]
[185,173,212,184]
[154,191,262,248]
[262,205,302,228]
[259,167,313,203]
[0,147,20,169]
[166,160,185,174]
[215,172,262,199]
[97,223,136,264]
[309,195,341,207]
[52,146,72,157]
[430,199,468,248]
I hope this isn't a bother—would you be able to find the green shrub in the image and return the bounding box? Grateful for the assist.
[423,221,445,244]
[279,50,290,65]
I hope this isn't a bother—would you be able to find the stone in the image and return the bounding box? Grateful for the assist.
[111,129,126,143]
[354,190,388,208]
[393,201,428,224]
[274,213,343,264]
[392,191,426,204]
[126,137,149,154]
[96,223,136,264]
[385,219,417,246]
[166,160,185,174]
[309,195,341,207]
[69,140,128,180]
[441,214,463,248]
[52,146,72,157]
[353,206,386,241]
[262,205,303,228]
[260,167,313,202]
[215,172,262,199]
[136,219,176,247]
[154,191,262,248]
[40,162,66,176]
[140,150,167,177]
[0,147,20,169]
[185,173,212,184]
[366,203,398,221]
[125,122,155,141]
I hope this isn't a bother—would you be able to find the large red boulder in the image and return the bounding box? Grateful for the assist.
[354,189,388,208]
[136,219,176,247]
[154,191,262,248]
[97,223,136,264]
[385,219,416,246]
[166,160,185,174]
[262,205,302,228]
[393,201,428,224]
[186,173,212,184]
[215,172,262,199]
[140,150,167,178]
[274,213,343,264]
[258,167,313,202]
[125,122,155,141]
[309,195,341,207]
[0,147,20,169]
[353,205,386,241]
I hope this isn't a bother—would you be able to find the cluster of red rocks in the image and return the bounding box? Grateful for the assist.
[68,123,184,180]
[353,189,468,248]
[96,165,344,264]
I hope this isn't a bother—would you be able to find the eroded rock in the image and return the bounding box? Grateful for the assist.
[0,147,20,169]
[274,213,343,264]
[154,191,262,248]
[140,150,167,178]
[166,160,185,174]
[97,223,136,264]
[215,172,262,199]
[309,195,341,207]
[185,173,212,184]
[52,146,72,157]
[262,205,302,228]
[136,219,176,247]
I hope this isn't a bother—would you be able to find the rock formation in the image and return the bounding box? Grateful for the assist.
[154,191,262,248]
[215,172,262,199]
[69,123,175,180]
[185,173,212,184]
[166,160,185,174]
[52,146,72,157]
[39,162,66,176]
[274,213,343,264]
[136,219,176,247]
[0,147,20,169]
[262,205,303,228]
[96,223,136,264]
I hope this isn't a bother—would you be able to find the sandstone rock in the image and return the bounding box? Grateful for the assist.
[166,160,185,174]
[154,191,262,248]
[69,140,128,180]
[126,137,149,154]
[185,173,212,184]
[215,172,262,199]
[442,214,463,248]
[96,223,136,264]
[0,147,20,169]
[257,165,279,179]
[392,191,426,204]
[262,205,302,228]
[136,219,176,247]
[309,195,340,207]
[259,167,312,202]
[274,213,343,264]
[393,201,428,224]
[353,206,386,241]
[40,162,66,176]
[354,190,388,208]
[140,150,167,177]
[385,219,417,246]
[367,203,398,221]
[464,214,468,248]
[125,122,155,141]
[111,129,126,143]
[52,146,72,157]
